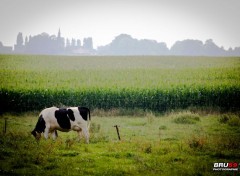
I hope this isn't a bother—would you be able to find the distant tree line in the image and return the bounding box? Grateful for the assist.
[0,31,240,56]
[97,34,240,56]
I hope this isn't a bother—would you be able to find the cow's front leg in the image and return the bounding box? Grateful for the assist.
[77,130,82,142]
[82,128,89,144]
[52,130,58,140]
[43,127,49,139]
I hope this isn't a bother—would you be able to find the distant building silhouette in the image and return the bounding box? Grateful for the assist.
[0,41,12,54]
[11,29,95,55]
[56,28,65,54]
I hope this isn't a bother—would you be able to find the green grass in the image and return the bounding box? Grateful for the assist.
[0,55,240,112]
[0,111,239,175]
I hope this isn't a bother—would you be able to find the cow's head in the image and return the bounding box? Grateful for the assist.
[31,130,41,140]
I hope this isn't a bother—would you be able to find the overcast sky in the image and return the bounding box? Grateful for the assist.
[0,0,239,49]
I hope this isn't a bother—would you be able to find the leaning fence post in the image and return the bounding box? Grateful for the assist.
[4,118,7,134]
[113,125,121,140]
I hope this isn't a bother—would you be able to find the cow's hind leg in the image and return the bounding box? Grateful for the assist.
[52,130,58,140]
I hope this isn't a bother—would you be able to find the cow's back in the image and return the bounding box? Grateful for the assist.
[41,107,58,119]
[40,107,59,127]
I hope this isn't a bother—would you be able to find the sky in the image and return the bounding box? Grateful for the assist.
[0,0,240,49]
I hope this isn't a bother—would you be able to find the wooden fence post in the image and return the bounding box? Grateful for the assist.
[114,125,121,140]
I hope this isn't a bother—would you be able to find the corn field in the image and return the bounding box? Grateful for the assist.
[0,55,239,112]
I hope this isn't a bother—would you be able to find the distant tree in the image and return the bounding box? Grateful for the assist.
[170,39,204,56]
[204,39,226,56]
[66,38,70,47]
[77,39,81,47]
[25,36,28,45]
[97,34,168,55]
[29,35,32,42]
[16,32,23,46]
[232,47,240,56]
[83,37,93,50]
[71,38,76,47]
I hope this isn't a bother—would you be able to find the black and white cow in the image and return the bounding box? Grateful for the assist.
[31,107,91,143]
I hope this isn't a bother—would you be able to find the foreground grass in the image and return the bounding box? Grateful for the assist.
[0,110,240,175]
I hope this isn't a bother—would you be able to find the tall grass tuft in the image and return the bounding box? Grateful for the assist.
[173,111,200,124]
[219,114,240,126]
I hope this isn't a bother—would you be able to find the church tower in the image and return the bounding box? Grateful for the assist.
[56,28,65,53]
[57,28,61,39]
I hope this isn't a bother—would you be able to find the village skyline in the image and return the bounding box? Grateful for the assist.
[0,29,240,56]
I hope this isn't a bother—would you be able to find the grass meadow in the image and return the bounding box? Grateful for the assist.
[0,55,240,175]
[0,110,240,175]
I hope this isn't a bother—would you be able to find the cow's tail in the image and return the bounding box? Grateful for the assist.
[87,108,91,130]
